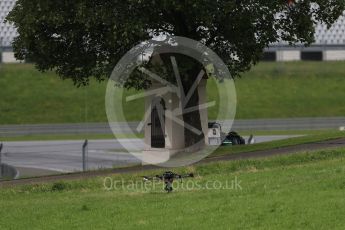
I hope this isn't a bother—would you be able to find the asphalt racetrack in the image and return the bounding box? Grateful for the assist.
[1,137,345,187]
[1,135,300,177]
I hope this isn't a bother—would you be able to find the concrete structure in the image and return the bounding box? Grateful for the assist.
[139,49,210,164]
[142,76,208,164]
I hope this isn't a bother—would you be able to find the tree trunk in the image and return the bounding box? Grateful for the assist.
[181,67,205,149]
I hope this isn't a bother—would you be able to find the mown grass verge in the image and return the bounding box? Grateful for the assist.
[1,147,345,229]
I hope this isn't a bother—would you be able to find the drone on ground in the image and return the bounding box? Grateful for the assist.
[143,171,194,193]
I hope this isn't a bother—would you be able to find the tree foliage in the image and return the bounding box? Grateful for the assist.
[7,0,345,86]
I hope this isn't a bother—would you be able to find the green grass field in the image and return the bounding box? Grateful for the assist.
[1,148,345,229]
[1,61,345,124]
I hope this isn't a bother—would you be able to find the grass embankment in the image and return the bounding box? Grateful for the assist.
[1,148,345,229]
[1,62,345,124]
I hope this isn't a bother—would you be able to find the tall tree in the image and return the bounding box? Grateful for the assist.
[7,0,345,147]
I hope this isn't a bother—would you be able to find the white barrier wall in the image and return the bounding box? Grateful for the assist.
[277,50,301,61]
[2,50,345,63]
[1,52,21,63]
[323,50,345,61]
[268,49,345,61]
